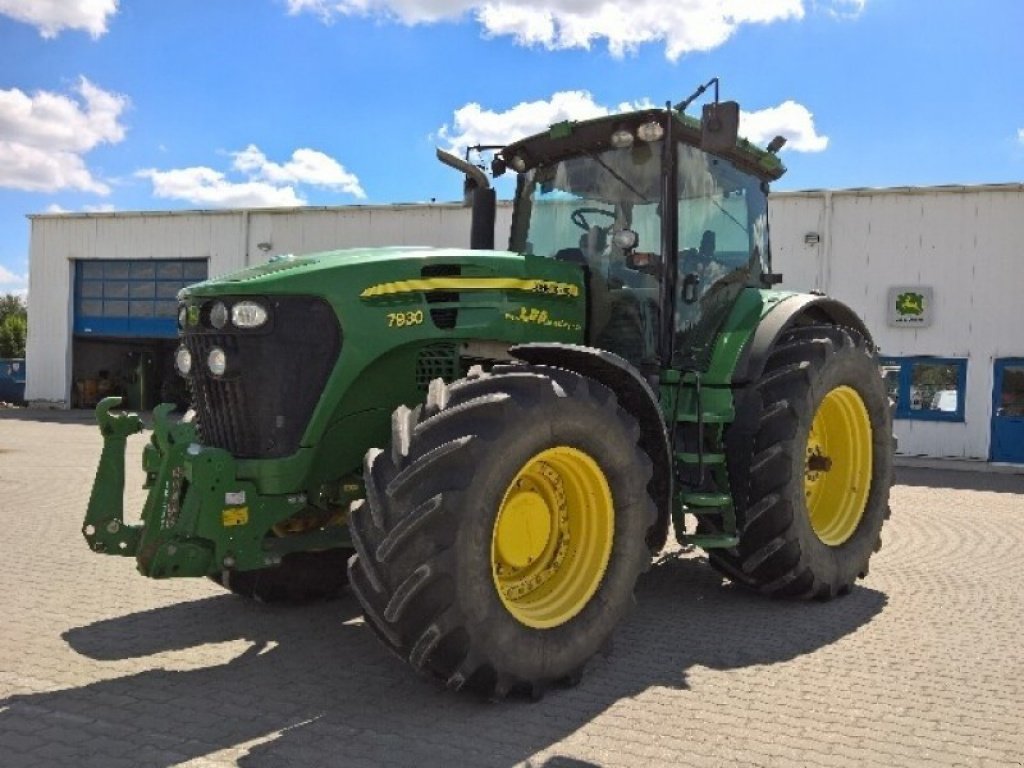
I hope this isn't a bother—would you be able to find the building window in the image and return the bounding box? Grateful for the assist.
[880,357,967,422]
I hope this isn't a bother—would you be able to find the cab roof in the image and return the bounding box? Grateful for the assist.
[501,108,786,183]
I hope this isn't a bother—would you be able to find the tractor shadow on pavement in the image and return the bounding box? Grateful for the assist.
[0,554,886,768]
[895,465,1024,494]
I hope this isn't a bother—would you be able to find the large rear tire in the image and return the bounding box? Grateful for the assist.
[348,364,656,697]
[712,324,893,598]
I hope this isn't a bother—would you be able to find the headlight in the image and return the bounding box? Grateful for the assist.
[207,347,227,377]
[174,346,192,376]
[209,301,228,330]
[508,154,527,172]
[231,300,268,329]
[610,129,634,148]
[637,120,664,142]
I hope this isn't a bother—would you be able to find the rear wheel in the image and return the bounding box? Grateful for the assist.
[713,324,893,598]
[348,364,655,697]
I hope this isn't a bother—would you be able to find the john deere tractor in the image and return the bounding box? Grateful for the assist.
[84,81,892,698]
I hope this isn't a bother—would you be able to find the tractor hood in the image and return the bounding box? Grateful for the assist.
[180,246,583,300]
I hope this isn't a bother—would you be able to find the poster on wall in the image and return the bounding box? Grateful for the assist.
[887,286,934,328]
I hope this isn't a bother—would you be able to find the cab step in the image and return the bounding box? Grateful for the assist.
[681,533,740,549]
[680,492,733,509]
[676,410,734,424]
[676,452,726,465]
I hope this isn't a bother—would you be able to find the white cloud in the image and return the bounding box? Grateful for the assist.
[137,166,306,208]
[438,90,652,152]
[41,202,115,213]
[740,100,828,152]
[438,91,828,154]
[138,145,364,207]
[233,144,365,198]
[824,0,866,19]
[0,77,128,194]
[288,0,805,60]
[0,265,27,297]
[0,0,118,39]
[1017,128,1024,145]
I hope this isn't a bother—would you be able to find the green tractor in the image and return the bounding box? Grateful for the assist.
[84,81,892,698]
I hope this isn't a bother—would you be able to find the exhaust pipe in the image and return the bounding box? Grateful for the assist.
[436,148,496,250]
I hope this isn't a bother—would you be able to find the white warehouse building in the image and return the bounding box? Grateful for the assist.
[23,184,1024,465]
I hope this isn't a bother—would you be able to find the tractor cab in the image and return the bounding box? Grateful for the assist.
[496,102,784,374]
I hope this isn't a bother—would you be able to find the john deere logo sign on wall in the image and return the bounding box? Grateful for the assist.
[887,286,934,328]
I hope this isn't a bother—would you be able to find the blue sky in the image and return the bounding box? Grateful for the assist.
[1,0,1022,298]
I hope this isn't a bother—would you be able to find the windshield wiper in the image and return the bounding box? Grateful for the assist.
[710,197,747,233]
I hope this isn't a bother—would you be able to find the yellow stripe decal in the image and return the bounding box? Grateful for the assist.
[360,277,579,299]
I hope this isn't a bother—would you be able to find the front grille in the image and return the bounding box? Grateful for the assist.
[183,296,341,458]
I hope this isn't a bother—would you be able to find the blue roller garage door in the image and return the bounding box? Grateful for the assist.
[74,259,207,338]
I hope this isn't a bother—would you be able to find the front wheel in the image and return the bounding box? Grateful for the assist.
[712,324,893,598]
[348,364,656,697]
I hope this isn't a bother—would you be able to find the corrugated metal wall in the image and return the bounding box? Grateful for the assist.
[770,185,1024,460]
[26,188,1023,463]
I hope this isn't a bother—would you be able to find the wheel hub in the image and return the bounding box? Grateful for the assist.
[494,490,553,569]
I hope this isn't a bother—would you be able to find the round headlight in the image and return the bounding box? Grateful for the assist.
[610,129,634,149]
[174,346,192,376]
[637,121,665,142]
[177,305,187,330]
[509,154,527,173]
[231,300,268,329]
[207,347,227,377]
[209,301,228,330]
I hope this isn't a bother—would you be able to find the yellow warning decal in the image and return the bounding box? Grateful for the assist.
[222,507,249,527]
[360,277,579,299]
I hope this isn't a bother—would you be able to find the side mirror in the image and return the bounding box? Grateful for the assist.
[700,101,740,153]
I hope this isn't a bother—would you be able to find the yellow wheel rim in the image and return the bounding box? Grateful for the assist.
[804,385,873,546]
[491,446,614,629]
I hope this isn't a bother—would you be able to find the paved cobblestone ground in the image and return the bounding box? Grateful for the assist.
[1,411,1022,767]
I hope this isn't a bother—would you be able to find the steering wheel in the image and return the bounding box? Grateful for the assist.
[571,207,616,231]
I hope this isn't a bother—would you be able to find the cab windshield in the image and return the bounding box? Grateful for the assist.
[508,136,768,369]
[510,143,664,367]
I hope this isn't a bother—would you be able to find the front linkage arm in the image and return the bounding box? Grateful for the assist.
[82,396,217,576]
[83,397,145,556]
[82,397,324,580]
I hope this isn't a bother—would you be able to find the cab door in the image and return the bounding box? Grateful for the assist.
[990,358,1024,463]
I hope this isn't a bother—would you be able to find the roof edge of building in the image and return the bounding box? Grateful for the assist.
[770,181,1024,199]
[27,200,515,220]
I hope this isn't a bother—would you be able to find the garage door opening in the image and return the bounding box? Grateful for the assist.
[71,258,207,410]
